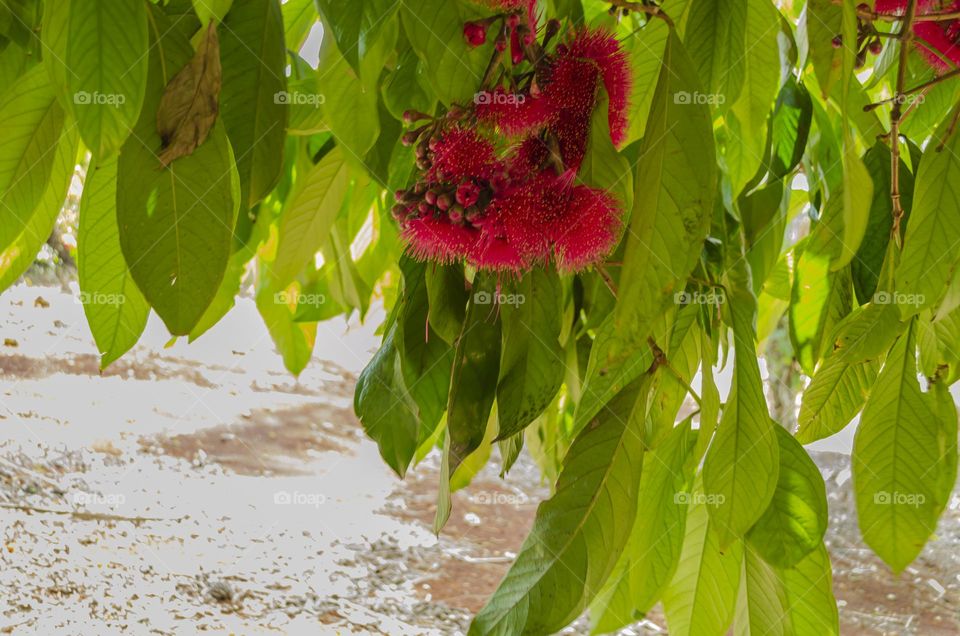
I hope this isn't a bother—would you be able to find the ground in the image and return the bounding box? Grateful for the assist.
[0,284,957,635]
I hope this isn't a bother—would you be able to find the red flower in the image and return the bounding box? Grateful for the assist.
[565,29,631,146]
[402,216,478,264]
[875,0,960,70]
[430,127,500,182]
[476,88,551,136]
[553,186,622,272]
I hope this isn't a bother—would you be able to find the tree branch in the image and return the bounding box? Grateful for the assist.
[608,0,675,28]
[890,0,918,247]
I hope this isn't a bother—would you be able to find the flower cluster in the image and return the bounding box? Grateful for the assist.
[876,0,960,70]
[394,21,631,274]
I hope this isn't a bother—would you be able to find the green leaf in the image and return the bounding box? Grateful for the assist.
[797,354,879,444]
[662,481,742,636]
[219,0,288,208]
[591,418,699,633]
[0,65,68,253]
[282,0,316,50]
[615,30,715,347]
[725,0,781,194]
[734,549,788,636]
[78,158,150,368]
[0,107,78,292]
[684,0,746,109]
[396,257,453,445]
[313,0,397,75]
[447,274,501,475]
[897,117,960,318]
[355,324,420,477]
[703,287,779,547]
[747,426,828,568]
[272,146,350,286]
[117,10,240,335]
[400,0,489,105]
[828,301,904,364]
[853,322,948,572]
[789,246,851,374]
[580,90,632,210]
[426,263,468,345]
[777,544,840,636]
[496,268,564,441]
[470,378,647,636]
[853,142,913,304]
[42,0,149,159]
[802,0,841,99]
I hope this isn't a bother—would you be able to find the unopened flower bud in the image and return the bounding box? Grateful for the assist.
[464,21,487,47]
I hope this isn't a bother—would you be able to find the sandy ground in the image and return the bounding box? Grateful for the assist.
[0,283,957,635]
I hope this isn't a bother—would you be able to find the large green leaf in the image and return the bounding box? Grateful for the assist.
[0,65,67,253]
[78,158,150,368]
[853,323,949,572]
[703,286,779,547]
[0,108,77,292]
[747,426,828,568]
[313,0,397,75]
[661,482,742,636]
[496,268,564,441]
[220,0,288,209]
[447,274,501,475]
[42,0,148,159]
[272,146,350,286]
[395,257,453,445]
[355,323,420,477]
[897,117,960,318]
[615,29,715,348]
[591,418,698,633]
[117,9,240,336]
[470,378,646,636]
[801,0,841,98]
[580,91,633,211]
[777,544,840,636]
[684,0,746,110]
[734,549,788,636]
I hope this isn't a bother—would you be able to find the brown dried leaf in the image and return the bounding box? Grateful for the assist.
[156,21,222,167]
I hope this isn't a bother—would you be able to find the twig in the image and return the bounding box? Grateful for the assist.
[890,0,918,247]
[842,0,960,23]
[0,502,183,523]
[608,0,675,28]
[864,67,960,110]
[598,266,618,297]
[647,337,703,406]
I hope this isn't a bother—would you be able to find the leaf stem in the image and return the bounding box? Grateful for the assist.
[864,67,960,111]
[890,0,918,247]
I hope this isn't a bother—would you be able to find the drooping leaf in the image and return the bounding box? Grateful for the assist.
[615,30,715,348]
[117,9,240,335]
[496,268,564,441]
[703,285,779,547]
[470,378,647,636]
[591,418,698,633]
[897,116,960,318]
[219,0,287,208]
[272,146,350,286]
[747,426,828,568]
[313,0,398,75]
[797,353,879,444]
[155,21,222,167]
[683,0,746,110]
[78,158,150,368]
[853,322,949,572]
[0,65,68,253]
[447,274,501,475]
[662,482,742,636]
[777,544,840,636]
[426,263,468,345]
[734,548,788,636]
[192,0,233,25]
[42,0,149,159]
